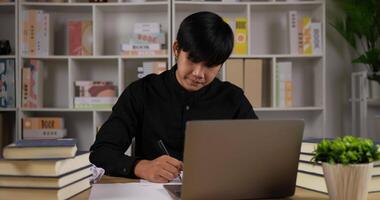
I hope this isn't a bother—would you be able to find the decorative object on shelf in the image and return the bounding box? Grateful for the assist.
[312,136,380,200]
[331,0,380,85]
[0,59,15,108]
[68,20,93,56]
[0,40,11,55]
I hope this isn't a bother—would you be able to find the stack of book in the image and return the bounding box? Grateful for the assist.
[0,59,15,108]
[0,139,91,200]
[74,81,117,109]
[288,11,322,55]
[67,20,93,56]
[137,61,167,78]
[22,9,53,56]
[121,22,167,56]
[22,117,66,140]
[22,59,44,108]
[223,17,248,55]
[297,138,380,193]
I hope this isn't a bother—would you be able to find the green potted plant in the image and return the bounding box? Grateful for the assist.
[331,0,380,85]
[312,136,380,200]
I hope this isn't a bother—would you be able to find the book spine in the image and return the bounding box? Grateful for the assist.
[23,117,64,129]
[302,17,312,55]
[288,11,298,54]
[29,60,43,108]
[3,60,15,108]
[133,23,160,34]
[121,43,161,51]
[22,10,29,56]
[23,129,67,140]
[120,49,167,56]
[130,32,166,45]
[28,10,38,56]
[311,22,322,55]
[234,18,248,55]
[74,97,117,104]
[35,10,44,56]
[277,62,293,107]
[297,18,304,54]
[22,67,31,108]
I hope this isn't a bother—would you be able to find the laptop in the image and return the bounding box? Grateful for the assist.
[164,119,304,200]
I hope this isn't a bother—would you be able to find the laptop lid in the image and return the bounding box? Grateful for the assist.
[180,119,304,200]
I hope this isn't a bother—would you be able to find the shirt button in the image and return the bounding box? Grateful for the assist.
[123,168,127,173]
[186,105,190,110]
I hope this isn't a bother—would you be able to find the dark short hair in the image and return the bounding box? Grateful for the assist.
[176,11,234,67]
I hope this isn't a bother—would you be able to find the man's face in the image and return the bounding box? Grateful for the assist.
[174,46,222,92]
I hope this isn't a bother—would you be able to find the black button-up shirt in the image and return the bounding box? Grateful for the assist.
[89,65,258,178]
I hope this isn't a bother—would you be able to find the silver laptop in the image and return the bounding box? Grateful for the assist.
[164,119,304,200]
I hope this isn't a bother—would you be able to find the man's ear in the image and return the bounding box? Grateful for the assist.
[172,41,180,58]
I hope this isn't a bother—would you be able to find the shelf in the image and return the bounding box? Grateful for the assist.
[0,2,15,7]
[22,55,170,60]
[21,108,95,112]
[255,107,324,112]
[22,55,70,60]
[22,1,169,6]
[230,54,323,59]
[0,55,16,59]
[368,99,380,107]
[121,55,169,59]
[174,1,323,6]
[0,108,17,112]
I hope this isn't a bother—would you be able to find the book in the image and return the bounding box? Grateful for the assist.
[0,176,91,200]
[74,81,117,98]
[22,60,44,108]
[311,22,322,55]
[68,20,93,56]
[121,43,162,51]
[0,151,90,176]
[225,59,243,89]
[0,59,15,108]
[234,18,248,55]
[288,11,298,54]
[244,59,264,108]
[74,97,117,109]
[121,49,167,56]
[276,62,293,107]
[137,61,167,78]
[297,171,380,193]
[134,23,160,34]
[3,139,77,159]
[23,117,64,130]
[23,10,53,56]
[302,17,312,55]
[129,32,166,45]
[0,166,91,188]
[23,129,67,140]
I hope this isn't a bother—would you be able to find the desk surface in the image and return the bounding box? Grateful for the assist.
[71,176,380,200]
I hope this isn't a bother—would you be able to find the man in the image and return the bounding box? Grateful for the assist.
[90,11,258,183]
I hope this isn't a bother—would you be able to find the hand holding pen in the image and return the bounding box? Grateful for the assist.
[158,140,183,181]
[134,140,183,183]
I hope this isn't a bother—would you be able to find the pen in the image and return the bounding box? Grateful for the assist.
[157,140,182,181]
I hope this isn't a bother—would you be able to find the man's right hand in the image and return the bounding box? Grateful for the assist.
[134,155,183,183]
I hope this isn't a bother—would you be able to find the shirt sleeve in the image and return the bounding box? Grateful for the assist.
[234,89,259,119]
[89,81,143,178]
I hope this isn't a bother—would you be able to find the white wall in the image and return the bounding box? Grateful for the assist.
[325,1,355,137]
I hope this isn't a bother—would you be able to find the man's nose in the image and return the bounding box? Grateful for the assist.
[192,64,205,79]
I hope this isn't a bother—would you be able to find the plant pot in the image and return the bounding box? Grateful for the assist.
[368,80,380,99]
[322,163,373,200]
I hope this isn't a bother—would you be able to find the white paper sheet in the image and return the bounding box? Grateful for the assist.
[89,183,174,200]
